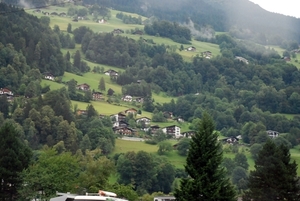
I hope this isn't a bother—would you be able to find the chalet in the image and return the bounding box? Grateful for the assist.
[235,56,249,64]
[220,136,239,144]
[0,88,13,96]
[122,95,133,102]
[111,113,127,127]
[124,108,137,115]
[59,12,66,17]
[202,51,212,59]
[119,120,129,128]
[283,56,291,62]
[163,111,173,119]
[135,97,144,103]
[112,29,124,34]
[43,11,49,15]
[92,92,103,101]
[99,19,106,23]
[113,127,136,136]
[35,9,41,13]
[181,130,195,138]
[136,117,151,125]
[185,46,196,51]
[162,125,182,138]
[150,125,160,134]
[44,73,55,81]
[50,12,58,16]
[76,83,90,91]
[132,30,143,35]
[77,110,87,116]
[173,117,185,123]
[104,69,118,77]
[267,130,279,138]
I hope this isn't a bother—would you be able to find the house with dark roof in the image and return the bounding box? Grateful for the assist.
[267,130,279,138]
[76,83,90,91]
[162,125,182,138]
[92,92,103,101]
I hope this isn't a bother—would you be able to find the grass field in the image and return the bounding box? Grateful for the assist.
[112,139,300,175]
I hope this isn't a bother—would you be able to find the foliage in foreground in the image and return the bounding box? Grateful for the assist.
[175,113,236,201]
[243,140,300,201]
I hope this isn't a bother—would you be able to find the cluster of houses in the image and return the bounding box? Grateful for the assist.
[109,109,189,138]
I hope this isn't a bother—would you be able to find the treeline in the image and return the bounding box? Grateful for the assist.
[0,3,68,76]
[144,21,191,44]
[116,12,142,24]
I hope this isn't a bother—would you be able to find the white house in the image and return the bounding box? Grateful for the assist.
[162,125,182,138]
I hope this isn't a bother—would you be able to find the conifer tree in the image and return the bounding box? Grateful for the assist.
[98,77,106,91]
[243,139,300,201]
[175,113,236,201]
[0,123,32,200]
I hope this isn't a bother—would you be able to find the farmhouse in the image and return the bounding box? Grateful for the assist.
[76,83,90,91]
[104,69,118,77]
[185,46,196,51]
[113,127,136,136]
[267,130,279,138]
[124,108,137,115]
[44,73,55,81]
[162,125,182,138]
[0,88,13,96]
[99,19,106,23]
[220,136,239,144]
[181,130,195,138]
[150,125,160,134]
[122,95,133,102]
[202,51,212,59]
[136,117,151,125]
[112,29,124,34]
[92,92,103,101]
[110,112,127,127]
[77,110,87,116]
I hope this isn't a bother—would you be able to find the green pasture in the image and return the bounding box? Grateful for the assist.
[72,100,130,115]
[267,45,300,69]
[63,72,122,94]
[41,79,66,90]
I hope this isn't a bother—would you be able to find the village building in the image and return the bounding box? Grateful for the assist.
[185,46,196,51]
[76,83,90,91]
[122,95,133,102]
[0,88,13,96]
[162,125,182,138]
[267,130,279,138]
[92,91,103,101]
[44,73,55,81]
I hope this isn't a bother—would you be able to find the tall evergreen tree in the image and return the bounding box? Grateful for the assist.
[243,139,300,201]
[175,113,236,201]
[98,77,106,91]
[0,123,32,201]
[73,50,81,69]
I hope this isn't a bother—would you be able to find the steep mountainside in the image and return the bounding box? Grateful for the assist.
[82,0,300,44]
